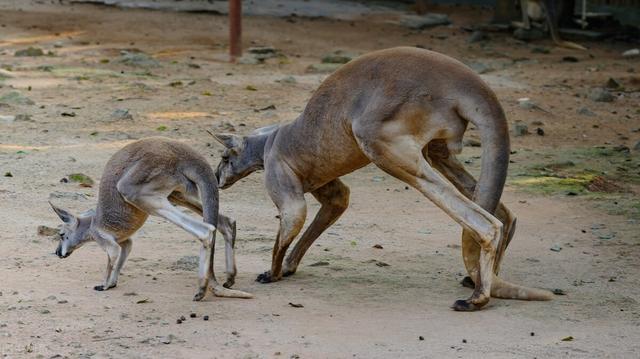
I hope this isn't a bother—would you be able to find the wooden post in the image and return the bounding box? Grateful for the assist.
[229,0,242,62]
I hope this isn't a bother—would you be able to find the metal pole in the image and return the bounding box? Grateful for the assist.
[229,0,242,62]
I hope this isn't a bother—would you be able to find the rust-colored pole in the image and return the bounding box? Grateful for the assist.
[229,0,242,62]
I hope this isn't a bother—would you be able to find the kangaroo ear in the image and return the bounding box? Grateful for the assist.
[211,133,243,149]
[49,202,77,224]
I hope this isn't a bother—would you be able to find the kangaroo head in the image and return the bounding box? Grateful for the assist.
[49,202,95,258]
[213,132,266,189]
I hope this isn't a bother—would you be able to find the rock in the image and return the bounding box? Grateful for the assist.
[513,27,545,41]
[173,255,199,271]
[514,123,529,137]
[37,225,58,237]
[463,138,481,147]
[589,88,615,102]
[577,107,596,116]
[321,50,356,64]
[109,109,133,121]
[237,56,260,65]
[536,127,545,136]
[118,51,160,68]
[550,244,562,252]
[467,62,492,74]
[306,63,342,73]
[0,91,35,105]
[396,13,451,30]
[622,49,639,58]
[247,46,279,61]
[15,47,45,57]
[275,75,297,84]
[517,97,537,110]
[467,30,489,43]
[605,78,621,89]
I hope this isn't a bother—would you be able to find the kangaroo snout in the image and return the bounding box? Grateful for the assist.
[55,245,70,258]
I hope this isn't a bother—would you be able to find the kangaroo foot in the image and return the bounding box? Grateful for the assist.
[461,276,475,289]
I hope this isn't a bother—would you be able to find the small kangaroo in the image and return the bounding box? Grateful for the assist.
[212,47,552,311]
[514,0,586,50]
[50,137,252,300]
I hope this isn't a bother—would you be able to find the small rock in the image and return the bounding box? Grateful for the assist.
[321,50,356,64]
[37,225,58,237]
[622,49,639,58]
[467,30,489,43]
[396,13,451,29]
[372,244,384,249]
[306,63,342,73]
[190,313,196,318]
[577,107,596,116]
[276,75,297,84]
[605,78,620,89]
[550,244,562,252]
[552,288,566,295]
[536,128,545,136]
[118,51,160,68]
[561,336,574,342]
[513,123,529,137]
[203,315,209,321]
[237,56,260,65]
[588,88,615,102]
[467,62,492,74]
[40,309,51,314]
[288,302,304,308]
[109,109,133,121]
[15,47,45,57]
[419,336,425,341]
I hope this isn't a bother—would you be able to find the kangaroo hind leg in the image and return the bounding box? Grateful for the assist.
[354,128,503,311]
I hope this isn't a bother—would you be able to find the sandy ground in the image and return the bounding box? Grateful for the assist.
[1,1,639,358]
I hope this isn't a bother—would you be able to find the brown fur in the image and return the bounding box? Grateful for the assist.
[214,47,552,310]
[51,137,252,300]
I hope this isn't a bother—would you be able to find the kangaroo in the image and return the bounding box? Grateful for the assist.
[212,47,552,311]
[514,0,586,50]
[50,137,252,301]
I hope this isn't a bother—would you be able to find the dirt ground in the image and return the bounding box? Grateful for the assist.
[1,1,639,358]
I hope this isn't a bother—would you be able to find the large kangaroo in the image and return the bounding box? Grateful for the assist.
[213,47,552,311]
[50,137,252,300]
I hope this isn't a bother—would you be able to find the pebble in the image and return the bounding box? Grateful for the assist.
[588,88,615,102]
[203,315,209,321]
[577,107,596,117]
[514,123,529,137]
[622,49,639,58]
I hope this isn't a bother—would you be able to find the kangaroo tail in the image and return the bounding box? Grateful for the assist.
[211,281,254,299]
[491,275,553,300]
